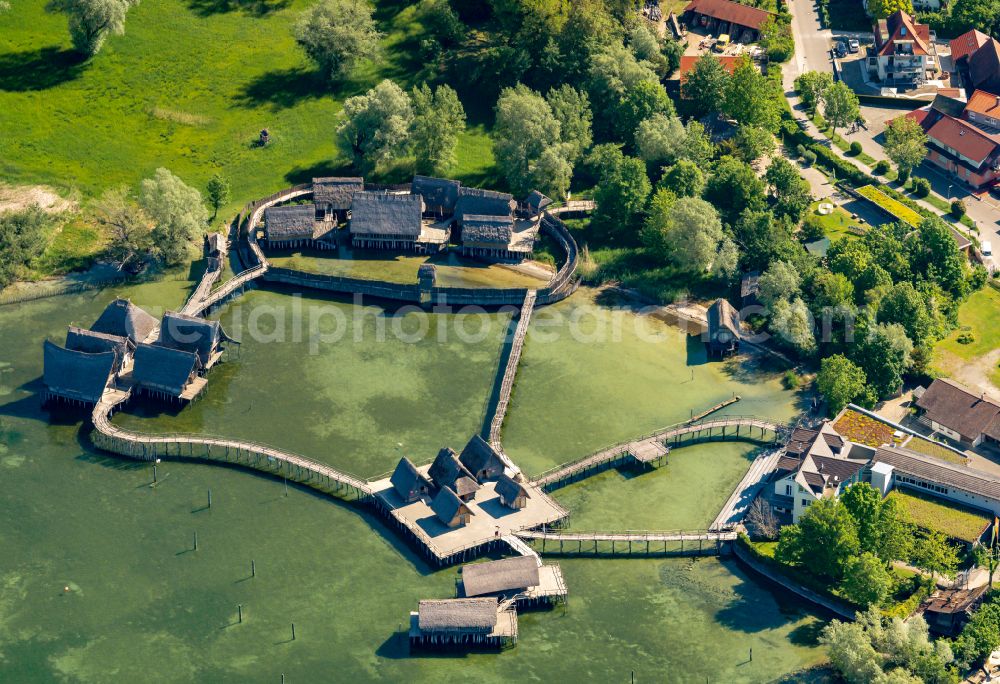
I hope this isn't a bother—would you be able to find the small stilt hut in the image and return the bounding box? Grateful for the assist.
[432,486,473,528]
[390,457,433,503]
[42,340,118,407]
[459,435,506,482]
[429,447,480,502]
[409,598,517,650]
[132,343,204,402]
[495,472,529,510]
[706,297,742,358]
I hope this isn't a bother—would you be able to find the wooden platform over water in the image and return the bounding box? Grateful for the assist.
[515,529,737,557]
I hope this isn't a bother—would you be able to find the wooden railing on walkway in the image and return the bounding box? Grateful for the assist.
[532,408,784,490]
[90,391,371,500]
[515,528,736,556]
[487,290,537,463]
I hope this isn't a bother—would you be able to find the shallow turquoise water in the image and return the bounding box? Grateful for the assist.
[0,277,827,682]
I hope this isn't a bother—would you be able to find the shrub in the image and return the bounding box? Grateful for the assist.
[782,369,802,389]
[874,159,890,174]
[802,149,817,167]
[801,213,825,241]
[849,141,862,155]
[952,199,967,218]
[796,143,806,158]
[911,177,931,198]
[897,167,910,184]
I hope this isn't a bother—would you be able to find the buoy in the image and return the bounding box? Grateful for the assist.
[64,586,70,592]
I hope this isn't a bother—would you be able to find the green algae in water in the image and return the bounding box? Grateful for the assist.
[0,282,827,682]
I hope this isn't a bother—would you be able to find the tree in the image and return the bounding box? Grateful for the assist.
[757,260,800,307]
[46,0,140,56]
[954,599,1000,667]
[659,160,704,198]
[758,15,794,62]
[841,482,913,562]
[883,116,927,178]
[810,270,855,313]
[294,0,381,81]
[636,113,686,167]
[817,354,868,414]
[206,174,230,220]
[92,187,153,272]
[410,83,466,176]
[724,57,779,131]
[854,323,909,399]
[878,282,936,347]
[0,206,52,289]
[746,496,779,539]
[867,0,914,18]
[494,84,562,196]
[587,44,672,143]
[337,80,413,174]
[908,217,969,298]
[949,0,1000,36]
[793,498,860,579]
[619,79,673,145]
[765,156,812,222]
[770,296,816,355]
[418,0,462,46]
[841,552,894,607]
[822,619,884,684]
[703,156,767,224]
[642,192,737,277]
[590,146,651,241]
[911,531,960,579]
[732,125,775,163]
[683,53,730,118]
[546,84,592,164]
[822,81,860,137]
[139,168,208,266]
[794,70,833,113]
[628,21,660,62]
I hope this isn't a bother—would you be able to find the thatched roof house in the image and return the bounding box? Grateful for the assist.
[495,472,529,510]
[417,598,498,633]
[459,435,506,481]
[429,447,478,491]
[390,457,433,503]
[349,192,424,240]
[132,343,202,398]
[66,326,131,360]
[90,299,157,345]
[264,205,315,245]
[706,298,741,357]
[461,215,514,246]
[522,190,553,215]
[157,311,226,367]
[462,556,540,598]
[412,176,461,215]
[432,485,473,527]
[313,177,363,215]
[454,187,515,223]
[42,340,117,405]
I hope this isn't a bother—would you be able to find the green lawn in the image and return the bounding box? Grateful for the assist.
[805,201,860,243]
[0,0,497,220]
[887,488,991,543]
[934,286,1000,362]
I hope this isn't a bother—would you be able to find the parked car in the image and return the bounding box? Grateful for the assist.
[848,38,860,53]
[834,41,848,58]
[983,240,993,257]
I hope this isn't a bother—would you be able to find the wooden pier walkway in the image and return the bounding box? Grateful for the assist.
[483,290,536,474]
[90,390,371,500]
[533,411,783,490]
[710,447,784,531]
[501,534,543,566]
[515,529,737,557]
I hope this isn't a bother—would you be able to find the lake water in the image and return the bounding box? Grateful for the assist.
[0,277,828,682]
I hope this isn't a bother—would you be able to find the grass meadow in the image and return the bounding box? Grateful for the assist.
[0,0,498,220]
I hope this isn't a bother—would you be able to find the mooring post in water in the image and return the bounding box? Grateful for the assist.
[208,489,212,509]
[152,464,157,484]
[251,559,256,578]
[284,478,288,497]
[291,623,296,640]
[194,531,198,551]
[238,604,243,623]
[281,675,285,684]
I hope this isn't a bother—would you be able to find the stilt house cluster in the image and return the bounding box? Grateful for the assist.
[43,299,234,407]
[261,176,551,262]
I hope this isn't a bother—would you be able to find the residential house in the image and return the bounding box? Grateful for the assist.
[867,11,938,86]
[390,457,434,503]
[967,37,1000,95]
[921,586,988,635]
[682,0,776,42]
[907,92,1000,191]
[913,378,1000,447]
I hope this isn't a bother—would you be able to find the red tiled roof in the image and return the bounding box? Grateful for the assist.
[678,54,741,83]
[951,29,991,63]
[966,89,1000,119]
[927,115,1000,165]
[906,107,930,126]
[875,10,930,57]
[683,0,775,31]
[970,39,1000,90]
